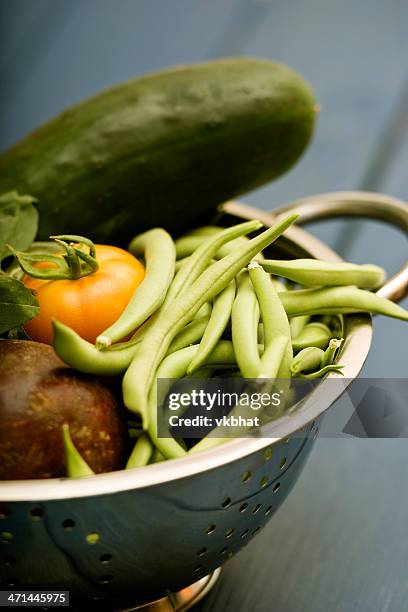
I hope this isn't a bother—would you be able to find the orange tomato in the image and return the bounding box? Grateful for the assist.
[23,245,145,345]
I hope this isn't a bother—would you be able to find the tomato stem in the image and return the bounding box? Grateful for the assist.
[9,235,99,280]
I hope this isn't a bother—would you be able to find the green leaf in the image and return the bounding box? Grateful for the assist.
[0,275,39,334]
[0,190,39,261]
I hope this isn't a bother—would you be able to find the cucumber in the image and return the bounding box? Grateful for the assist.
[0,58,316,244]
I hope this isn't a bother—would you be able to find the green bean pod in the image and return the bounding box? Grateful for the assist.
[297,364,344,379]
[175,234,250,260]
[292,322,332,352]
[289,315,310,338]
[272,278,287,293]
[53,320,140,375]
[291,346,325,374]
[184,225,223,237]
[279,286,408,321]
[291,346,344,378]
[167,220,261,302]
[167,313,212,354]
[148,341,238,458]
[96,228,176,348]
[126,433,154,469]
[188,279,236,374]
[231,272,261,377]
[257,334,289,378]
[62,424,95,478]
[193,302,212,320]
[248,261,292,378]
[261,259,386,289]
[150,448,165,463]
[123,213,298,428]
[321,338,343,368]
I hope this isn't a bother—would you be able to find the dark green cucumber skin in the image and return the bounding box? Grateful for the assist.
[0,58,316,244]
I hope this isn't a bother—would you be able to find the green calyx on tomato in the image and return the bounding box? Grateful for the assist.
[9,234,99,281]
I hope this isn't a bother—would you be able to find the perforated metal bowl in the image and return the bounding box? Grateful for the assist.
[0,192,407,611]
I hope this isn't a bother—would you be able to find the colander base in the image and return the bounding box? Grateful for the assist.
[119,568,221,612]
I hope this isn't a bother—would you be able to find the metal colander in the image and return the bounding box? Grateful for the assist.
[0,192,407,612]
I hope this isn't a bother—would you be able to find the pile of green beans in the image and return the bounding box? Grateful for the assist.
[54,217,408,477]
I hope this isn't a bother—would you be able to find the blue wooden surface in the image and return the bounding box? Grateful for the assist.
[1,2,408,610]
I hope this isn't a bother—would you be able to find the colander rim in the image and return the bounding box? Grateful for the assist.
[0,203,372,502]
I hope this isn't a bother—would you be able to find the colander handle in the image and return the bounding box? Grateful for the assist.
[272,190,408,303]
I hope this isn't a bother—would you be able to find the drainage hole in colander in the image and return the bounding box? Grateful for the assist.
[241,470,252,483]
[196,547,207,557]
[221,496,231,508]
[29,507,44,520]
[265,506,273,516]
[225,527,235,538]
[252,504,262,514]
[279,457,287,469]
[98,575,113,584]
[205,524,216,535]
[193,565,203,573]
[253,527,261,536]
[3,555,15,566]
[0,507,9,520]
[99,554,112,563]
[239,503,248,513]
[220,546,229,555]
[260,476,269,488]
[86,532,100,545]
[241,529,250,539]
[62,519,75,530]
[273,482,281,493]
[263,447,273,461]
[1,531,13,544]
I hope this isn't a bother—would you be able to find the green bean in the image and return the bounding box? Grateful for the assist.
[62,424,94,478]
[231,272,261,377]
[273,278,287,293]
[167,313,211,354]
[188,279,236,374]
[261,259,386,289]
[291,346,344,378]
[123,213,298,427]
[315,314,333,326]
[53,320,140,375]
[184,225,223,237]
[248,261,292,378]
[290,347,325,374]
[150,448,165,463]
[290,315,310,338]
[96,228,176,348]
[167,220,261,301]
[175,236,206,259]
[321,338,343,368]
[297,364,344,379]
[175,234,250,260]
[279,286,408,321]
[175,257,189,272]
[126,433,154,469]
[292,322,332,352]
[331,314,345,339]
[193,302,212,320]
[257,335,289,378]
[147,341,238,458]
